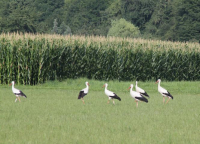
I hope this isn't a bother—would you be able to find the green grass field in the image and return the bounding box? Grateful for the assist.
[0,78,200,144]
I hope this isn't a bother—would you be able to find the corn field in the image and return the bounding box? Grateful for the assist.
[0,33,200,85]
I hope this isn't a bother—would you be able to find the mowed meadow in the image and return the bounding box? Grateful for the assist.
[0,78,200,144]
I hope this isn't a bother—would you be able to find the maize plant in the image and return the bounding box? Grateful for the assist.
[0,33,200,85]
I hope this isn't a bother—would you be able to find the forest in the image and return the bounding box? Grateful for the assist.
[0,0,200,42]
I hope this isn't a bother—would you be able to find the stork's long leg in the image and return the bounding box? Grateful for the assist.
[166,97,171,104]
[112,99,115,105]
[163,97,165,104]
[135,100,138,107]
[15,97,18,102]
[81,98,85,104]
[18,97,21,102]
[107,100,110,104]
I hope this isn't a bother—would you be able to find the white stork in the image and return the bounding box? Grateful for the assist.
[156,79,173,104]
[78,81,89,104]
[128,84,148,107]
[102,83,121,105]
[135,81,150,98]
[10,81,27,102]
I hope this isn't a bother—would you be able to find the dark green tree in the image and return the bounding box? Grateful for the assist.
[64,0,111,36]
[175,0,200,42]
[0,0,40,33]
[144,0,200,42]
[120,0,156,31]
[0,0,199,42]
[144,0,176,40]
[34,0,65,33]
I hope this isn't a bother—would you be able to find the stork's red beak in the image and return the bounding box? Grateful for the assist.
[87,83,90,86]
[155,80,158,84]
[9,83,12,86]
[127,86,131,90]
[102,85,105,88]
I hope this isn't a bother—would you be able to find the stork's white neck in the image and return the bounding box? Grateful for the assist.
[104,85,108,91]
[86,84,89,89]
[130,86,133,93]
[158,80,161,88]
[12,83,15,90]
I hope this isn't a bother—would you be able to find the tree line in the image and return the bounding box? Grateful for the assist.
[0,0,199,42]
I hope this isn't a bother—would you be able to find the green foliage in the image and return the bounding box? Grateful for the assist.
[51,19,72,35]
[143,0,200,42]
[108,18,140,38]
[103,0,122,19]
[33,0,65,33]
[58,22,72,35]
[175,0,200,42]
[0,0,38,33]
[64,0,111,36]
[143,0,176,40]
[0,0,199,42]
[121,0,156,31]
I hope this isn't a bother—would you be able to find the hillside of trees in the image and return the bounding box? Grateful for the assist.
[0,0,199,42]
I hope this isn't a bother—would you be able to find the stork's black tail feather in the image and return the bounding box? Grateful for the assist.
[110,94,121,101]
[165,91,173,99]
[19,91,27,98]
[141,92,149,98]
[135,96,148,103]
[78,91,87,99]
[169,94,173,99]
[78,91,84,99]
